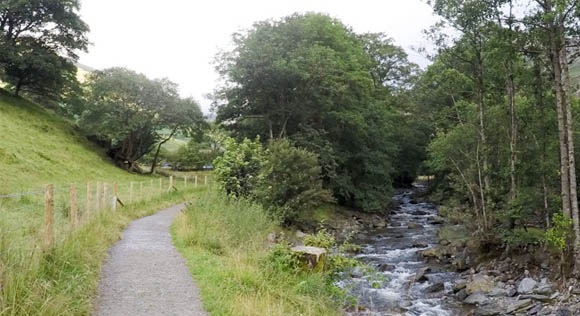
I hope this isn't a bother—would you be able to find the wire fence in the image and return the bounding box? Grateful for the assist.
[0,174,210,249]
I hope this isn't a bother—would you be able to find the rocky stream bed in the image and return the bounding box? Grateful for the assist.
[333,188,580,316]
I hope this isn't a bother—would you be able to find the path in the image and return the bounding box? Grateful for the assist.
[93,203,207,316]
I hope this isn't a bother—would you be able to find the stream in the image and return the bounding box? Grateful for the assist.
[338,188,470,316]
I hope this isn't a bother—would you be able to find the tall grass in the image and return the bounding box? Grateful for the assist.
[0,187,204,315]
[172,189,341,316]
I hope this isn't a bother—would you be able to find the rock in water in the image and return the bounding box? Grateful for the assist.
[517,278,538,294]
[425,282,445,293]
[414,267,431,282]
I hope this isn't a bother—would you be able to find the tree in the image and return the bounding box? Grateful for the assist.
[76,67,204,172]
[0,0,88,98]
[215,13,415,212]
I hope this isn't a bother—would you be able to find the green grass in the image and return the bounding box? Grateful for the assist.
[0,90,206,315]
[0,90,147,192]
[0,187,203,315]
[172,189,342,316]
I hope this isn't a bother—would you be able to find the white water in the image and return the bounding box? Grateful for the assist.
[340,190,466,316]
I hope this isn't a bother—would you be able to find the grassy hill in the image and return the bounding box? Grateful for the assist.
[0,89,145,193]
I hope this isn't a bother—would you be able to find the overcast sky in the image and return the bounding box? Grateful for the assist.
[78,0,439,112]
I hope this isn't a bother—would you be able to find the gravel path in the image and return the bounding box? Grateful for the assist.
[93,203,207,316]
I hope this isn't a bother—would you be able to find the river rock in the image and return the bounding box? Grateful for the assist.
[506,299,533,313]
[412,210,428,216]
[407,223,424,229]
[526,303,543,315]
[555,308,572,316]
[429,216,445,225]
[520,294,552,302]
[412,242,429,248]
[518,278,538,294]
[291,246,326,271]
[453,280,467,292]
[488,286,508,297]
[456,288,468,301]
[533,283,554,295]
[475,305,502,316]
[425,282,445,293]
[295,230,307,239]
[377,263,395,272]
[415,267,430,282]
[466,273,495,295]
[463,292,489,305]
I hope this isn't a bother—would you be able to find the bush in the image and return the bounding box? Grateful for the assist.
[256,140,332,224]
[213,136,263,197]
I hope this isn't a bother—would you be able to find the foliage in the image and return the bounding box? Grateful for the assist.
[72,68,204,171]
[256,140,332,224]
[0,0,88,98]
[214,13,423,212]
[213,136,263,197]
[546,213,573,251]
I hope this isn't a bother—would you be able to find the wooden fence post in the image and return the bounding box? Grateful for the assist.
[96,181,101,211]
[195,175,198,187]
[86,182,91,219]
[184,176,188,187]
[70,183,78,231]
[140,181,143,201]
[102,182,107,210]
[204,175,208,185]
[112,182,118,211]
[44,184,54,248]
[129,181,134,204]
[169,176,174,192]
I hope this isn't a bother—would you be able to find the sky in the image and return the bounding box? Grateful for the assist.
[78,0,439,112]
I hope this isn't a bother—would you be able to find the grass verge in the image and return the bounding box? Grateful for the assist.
[172,189,342,316]
[0,186,203,316]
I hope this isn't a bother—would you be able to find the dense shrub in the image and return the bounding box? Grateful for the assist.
[256,140,332,224]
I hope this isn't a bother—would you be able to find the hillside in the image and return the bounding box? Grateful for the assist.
[0,89,144,193]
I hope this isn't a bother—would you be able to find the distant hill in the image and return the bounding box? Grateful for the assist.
[0,89,145,192]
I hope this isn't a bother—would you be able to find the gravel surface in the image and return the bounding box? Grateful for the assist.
[93,203,207,316]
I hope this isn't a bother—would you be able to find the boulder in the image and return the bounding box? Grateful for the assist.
[488,287,508,297]
[290,246,326,271]
[466,274,495,295]
[415,267,431,282]
[534,283,554,295]
[456,289,468,301]
[412,242,429,248]
[425,282,445,293]
[518,278,538,294]
[506,299,532,314]
[463,292,489,305]
[453,280,467,292]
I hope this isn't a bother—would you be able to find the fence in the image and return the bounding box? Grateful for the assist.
[0,174,210,249]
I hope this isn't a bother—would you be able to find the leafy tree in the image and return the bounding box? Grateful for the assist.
[0,0,88,98]
[215,13,416,211]
[76,67,204,171]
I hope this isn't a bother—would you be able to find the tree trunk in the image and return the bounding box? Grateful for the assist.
[551,30,572,219]
[561,48,580,272]
[149,129,177,174]
[507,67,517,204]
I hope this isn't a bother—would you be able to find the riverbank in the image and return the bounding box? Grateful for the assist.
[426,202,580,315]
